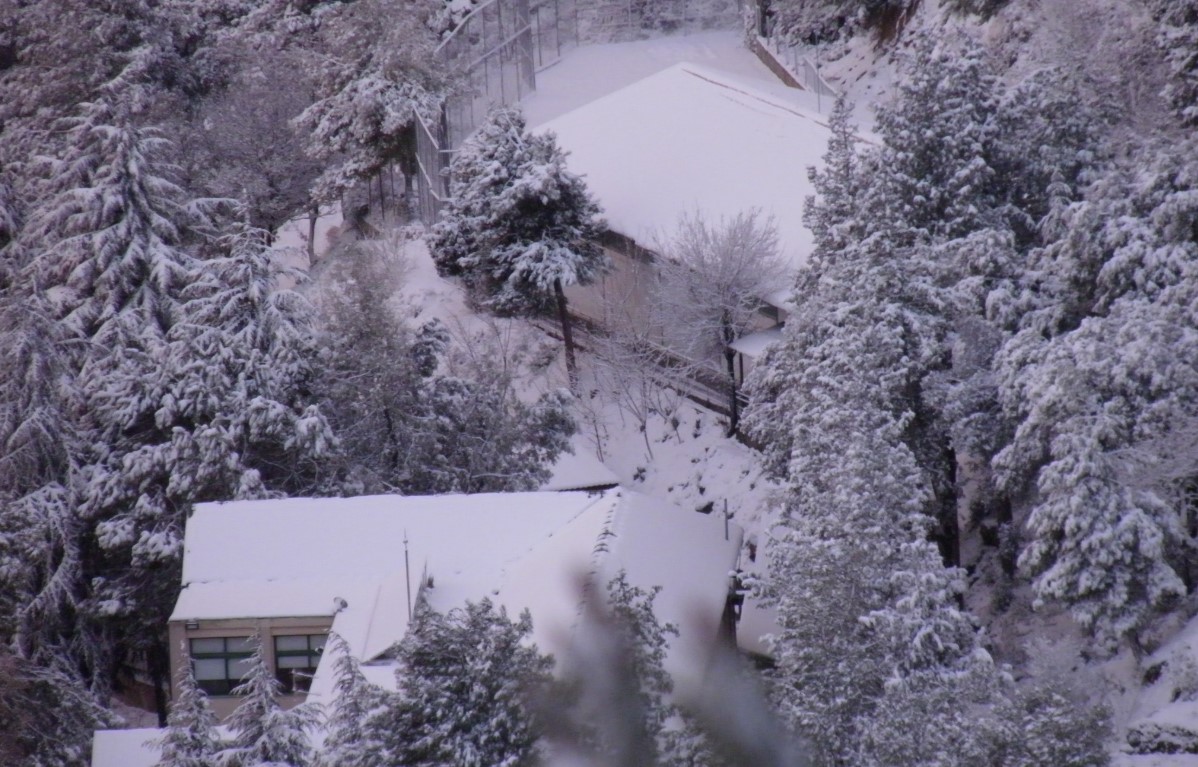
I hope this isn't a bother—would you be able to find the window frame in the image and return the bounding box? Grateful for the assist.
[189,636,254,697]
[273,633,327,694]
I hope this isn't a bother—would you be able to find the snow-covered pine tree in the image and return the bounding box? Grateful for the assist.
[763,0,920,44]
[1153,0,1198,125]
[317,635,385,767]
[429,105,608,384]
[1,71,336,722]
[187,49,323,239]
[293,0,447,203]
[316,236,574,494]
[0,647,115,767]
[600,572,683,767]
[993,135,1198,649]
[653,210,786,435]
[863,34,1001,247]
[367,598,554,767]
[743,32,1062,767]
[0,174,17,286]
[801,95,863,275]
[980,673,1111,767]
[223,633,319,767]
[751,301,992,766]
[156,660,222,767]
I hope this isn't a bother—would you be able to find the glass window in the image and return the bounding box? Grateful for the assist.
[189,637,253,696]
[274,634,326,694]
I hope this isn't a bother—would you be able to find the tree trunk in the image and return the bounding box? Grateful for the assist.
[377,171,386,222]
[148,640,169,727]
[721,317,739,435]
[724,347,739,436]
[307,205,318,264]
[938,448,960,569]
[554,279,578,389]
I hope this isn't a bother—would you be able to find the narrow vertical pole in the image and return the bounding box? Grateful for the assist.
[404,531,413,620]
[724,499,729,541]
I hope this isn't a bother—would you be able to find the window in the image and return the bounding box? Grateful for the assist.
[190,636,255,696]
[274,634,326,693]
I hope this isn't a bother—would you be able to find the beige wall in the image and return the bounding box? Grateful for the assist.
[168,616,333,720]
[569,234,784,379]
[565,243,662,336]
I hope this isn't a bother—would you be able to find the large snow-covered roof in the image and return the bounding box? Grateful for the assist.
[172,489,741,688]
[535,62,832,272]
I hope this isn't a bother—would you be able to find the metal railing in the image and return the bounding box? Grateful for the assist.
[417,0,580,223]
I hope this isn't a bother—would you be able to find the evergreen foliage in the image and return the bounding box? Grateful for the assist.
[745,30,1107,764]
[318,635,386,767]
[429,105,607,382]
[223,633,320,767]
[763,0,920,43]
[293,0,448,202]
[156,661,222,767]
[0,72,334,726]
[993,135,1198,648]
[366,599,554,767]
[1154,0,1198,125]
[0,648,115,767]
[316,235,575,493]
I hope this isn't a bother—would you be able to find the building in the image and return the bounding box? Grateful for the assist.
[94,488,743,765]
[532,62,834,384]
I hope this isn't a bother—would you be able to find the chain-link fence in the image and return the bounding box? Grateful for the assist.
[415,0,740,223]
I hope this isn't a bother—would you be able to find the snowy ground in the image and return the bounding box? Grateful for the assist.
[368,234,781,547]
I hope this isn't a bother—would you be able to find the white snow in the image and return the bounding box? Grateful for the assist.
[171,488,741,711]
[522,30,830,127]
[730,325,784,358]
[541,440,621,490]
[91,728,170,767]
[534,61,831,272]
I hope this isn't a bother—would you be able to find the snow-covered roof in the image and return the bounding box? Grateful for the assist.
[541,444,621,491]
[91,728,171,767]
[730,326,784,359]
[535,62,832,273]
[172,488,741,692]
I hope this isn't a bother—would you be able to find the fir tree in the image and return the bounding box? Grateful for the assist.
[316,236,574,494]
[223,633,319,767]
[367,599,554,767]
[429,105,608,384]
[157,661,222,767]
[293,0,447,202]
[318,635,384,767]
[1154,0,1198,125]
[0,648,114,767]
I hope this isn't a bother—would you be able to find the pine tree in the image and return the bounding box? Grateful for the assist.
[863,34,1000,247]
[316,236,574,494]
[0,648,114,767]
[992,139,1198,649]
[157,661,222,767]
[223,634,319,767]
[1154,0,1198,125]
[1,73,336,721]
[600,572,682,767]
[429,105,608,384]
[318,635,385,767]
[367,599,554,767]
[293,0,447,203]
